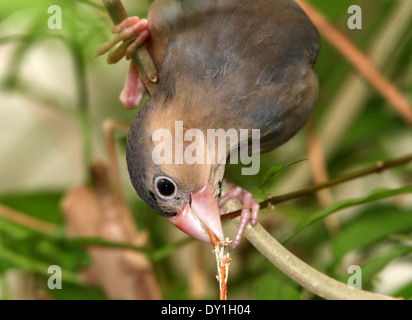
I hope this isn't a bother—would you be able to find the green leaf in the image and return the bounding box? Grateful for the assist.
[47,282,107,300]
[392,281,412,300]
[360,247,412,287]
[337,246,412,288]
[390,234,412,246]
[0,191,65,225]
[332,205,412,261]
[63,236,192,262]
[0,221,90,274]
[0,219,35,239]
[0,243,80,284]
[254,273,301,300]
[283,186,412,243]
[259,159,307,193]
[66,237,150,254]
[151,238,193,262]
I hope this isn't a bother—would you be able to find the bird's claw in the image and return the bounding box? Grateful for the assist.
[94,16,150,109]
[219,183,259,249]
[94,16,149,63]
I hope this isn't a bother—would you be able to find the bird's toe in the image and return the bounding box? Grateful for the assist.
[94,16,149,63]
[219,182,260,249]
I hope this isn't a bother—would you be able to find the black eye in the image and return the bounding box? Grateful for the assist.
[155,177,176,198]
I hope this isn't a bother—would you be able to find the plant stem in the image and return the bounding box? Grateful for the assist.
[235,218,398,300]
[222,153,412,220]
[0,204,58,234]
[208,230,230,300]
[0,244,80,285]
[70,44,93,183]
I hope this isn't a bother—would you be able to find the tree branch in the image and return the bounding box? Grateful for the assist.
[222,153,412,221]
[234,218,399,300]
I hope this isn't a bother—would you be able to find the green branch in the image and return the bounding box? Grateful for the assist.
[235,219,399,300]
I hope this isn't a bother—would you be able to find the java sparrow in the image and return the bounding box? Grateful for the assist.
[97,0,320,249]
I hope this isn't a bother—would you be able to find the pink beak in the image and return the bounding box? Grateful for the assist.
[167,184,224,243]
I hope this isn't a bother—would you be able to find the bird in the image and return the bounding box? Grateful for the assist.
[96,0,320,249]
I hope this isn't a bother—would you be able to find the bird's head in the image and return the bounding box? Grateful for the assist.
[126,98,225,243]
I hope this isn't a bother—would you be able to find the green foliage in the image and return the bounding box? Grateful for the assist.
[0,0,411,300]
[349,247,412,288]
[0,191,91,295]
[0,192,64,225]
[259,159,307,196]
[47,282,107,300]
[284,187,412,244]
[393,282,412,300]
[254,272,301,300]
[332,205,412,261]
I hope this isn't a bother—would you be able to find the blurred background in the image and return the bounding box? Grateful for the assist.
[0,0,411,300]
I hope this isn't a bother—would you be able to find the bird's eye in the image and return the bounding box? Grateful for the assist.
[155,177,177,198]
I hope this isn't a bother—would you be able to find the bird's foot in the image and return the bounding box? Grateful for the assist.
[94,16,149,109]
[94,16,149,63]
[219,182,259,249]
[119,60,146,109]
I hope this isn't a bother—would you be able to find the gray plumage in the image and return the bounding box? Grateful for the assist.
[127,0,319,218]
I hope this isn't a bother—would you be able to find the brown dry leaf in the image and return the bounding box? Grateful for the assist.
[62,161,160,300]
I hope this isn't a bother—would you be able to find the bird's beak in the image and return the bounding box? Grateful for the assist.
[167,184,224,243]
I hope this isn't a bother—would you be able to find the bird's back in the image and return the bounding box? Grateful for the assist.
[147,0,320,152]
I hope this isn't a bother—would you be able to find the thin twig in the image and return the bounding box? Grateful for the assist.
[222,153,412,221]
[208,230,230,300]
[307,124,339,235]
[207,229,218,248]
